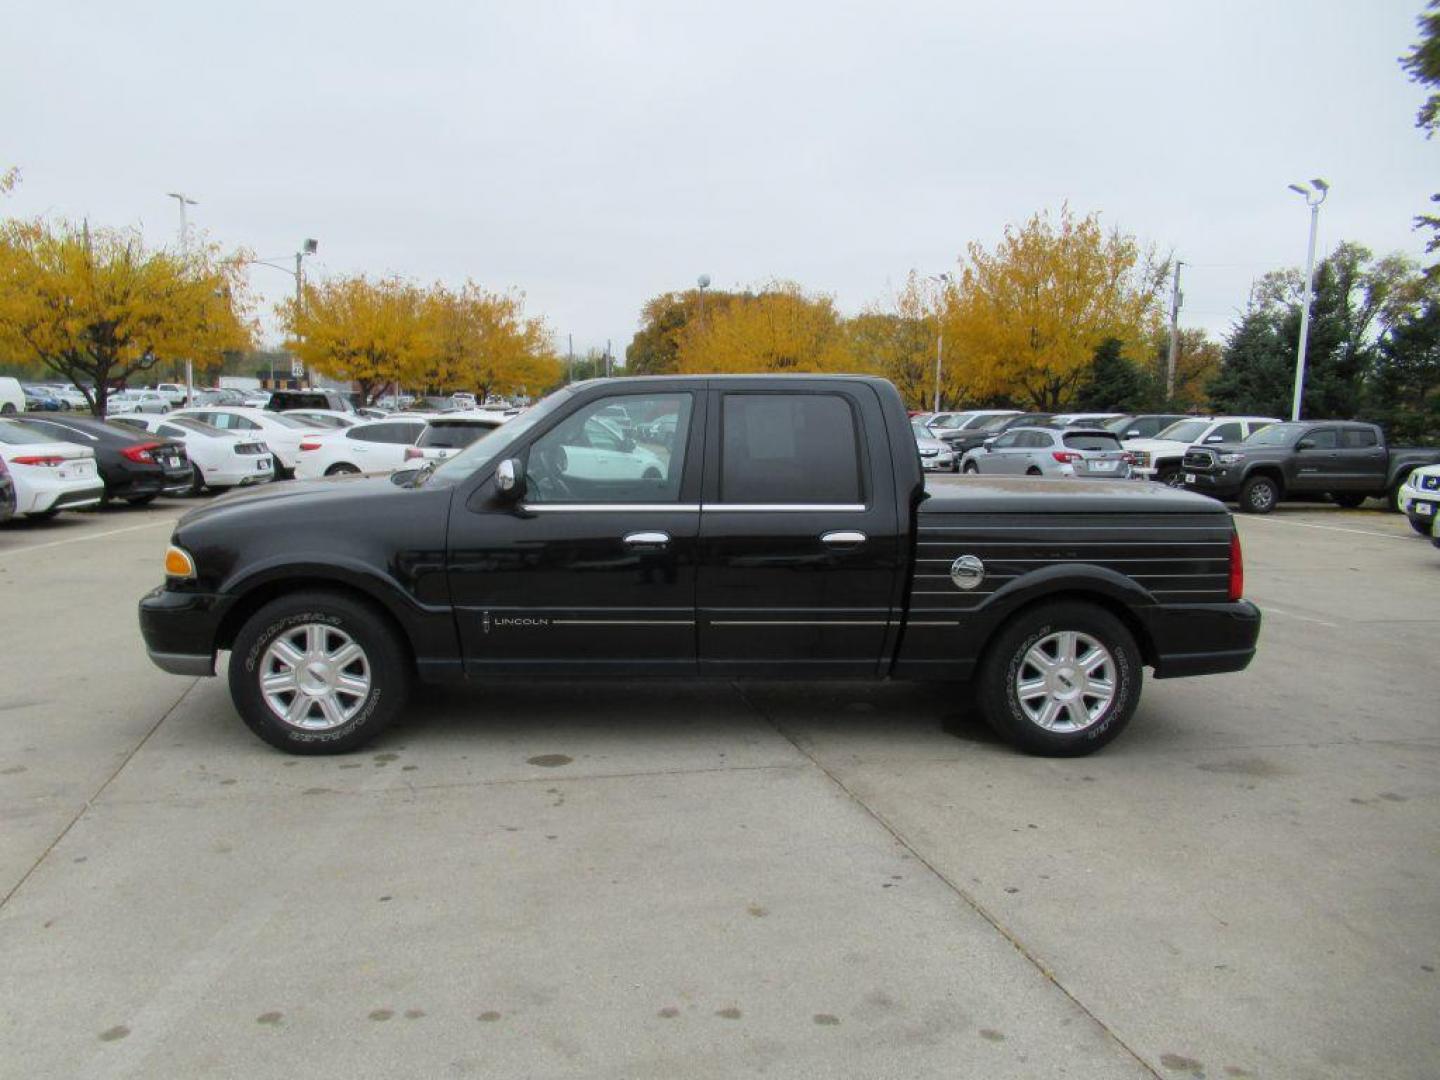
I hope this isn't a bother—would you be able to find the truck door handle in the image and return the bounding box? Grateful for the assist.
[623,531,670,549]
[821,530,867,546]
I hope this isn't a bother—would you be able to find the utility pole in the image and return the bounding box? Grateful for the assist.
[1166,261,1184,404]
[295,251,306,388]
[605,339,612,378]
[168,192,197,404]
[930,272,951,413]
[567,333,574,383]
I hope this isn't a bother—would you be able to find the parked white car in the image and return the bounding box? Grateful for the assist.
[1396,463,1440,534]
[0,418,104,518]
[282,409,359,429]
[107,389,172,415]
[153,383,189,405]
[110,414,274,493]
[294,416,430,479]
[1124,416,1280,486]
[402,414,509,468]
[171,406,327,477]
[0,377,27,416]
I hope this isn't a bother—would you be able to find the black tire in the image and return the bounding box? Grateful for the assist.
[977,602,1141,756]
[1238,474,1279,514]
[25,509,60,521]
[1158,466,1185,489]
[1330,493,1365,509]
[641,467,662,480]
[1409,515,1433,536]
[126,494,158,506]
[1025,466,1042,476]
[228,590,411,754]
[325,462,361,476]
[0,403,14,415]
[188,465,205,496]
[1384,471,1413,513]
[962,461,979,475]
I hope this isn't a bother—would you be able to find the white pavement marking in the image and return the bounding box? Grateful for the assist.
[1253,602,1339,629]
[1242,516,1408,541]
[0,518,177,558]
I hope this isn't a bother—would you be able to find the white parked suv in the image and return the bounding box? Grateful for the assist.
[294,416,431,479]
[0,417,104,518]
[1124,416,1280,486]
[1396,463,1440,534]
[172,406,328,478]
[153,383,189,405]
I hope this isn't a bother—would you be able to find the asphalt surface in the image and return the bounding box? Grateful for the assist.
[0,497,1436,1079]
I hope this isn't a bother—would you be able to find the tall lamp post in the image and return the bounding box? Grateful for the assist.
[247,240,318,388]
[1286,178,1329,421]
[167,192,198,404]
[697,274,710,327]
[930,273,952,413]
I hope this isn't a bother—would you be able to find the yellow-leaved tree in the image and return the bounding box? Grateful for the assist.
[0,218,253,415]
[948,206,1167,409]
[281,274,424,406]
[422,282,560,400]
[674,282,856,373]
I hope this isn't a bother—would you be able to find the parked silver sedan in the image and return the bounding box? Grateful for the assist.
[960,426,1133,479]
[911,420,957,472]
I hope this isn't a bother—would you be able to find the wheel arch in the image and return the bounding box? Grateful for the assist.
[214,570,417,671]
[1241,464,1285,493]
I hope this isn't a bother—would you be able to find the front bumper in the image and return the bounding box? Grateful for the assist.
[920,454,956,472]
[1182,468,1242,500]
[1140,600,1262,678]
[138,586,230,677]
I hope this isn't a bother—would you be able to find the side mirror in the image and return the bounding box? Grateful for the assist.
[495,458,523,500]
[1297,438,1316,451]
[1126,429,1140,438]
[982,437,997,449]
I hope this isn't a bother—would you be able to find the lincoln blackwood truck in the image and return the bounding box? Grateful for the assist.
[139,375,1261,757]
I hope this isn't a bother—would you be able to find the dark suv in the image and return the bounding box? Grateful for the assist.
[264,389,352,413]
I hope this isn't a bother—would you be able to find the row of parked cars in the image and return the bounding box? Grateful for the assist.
[0,400,519,525]
[910,408,1440,516]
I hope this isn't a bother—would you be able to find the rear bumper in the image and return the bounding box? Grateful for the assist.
[1140,600,1262,678]
[138,586,230,677]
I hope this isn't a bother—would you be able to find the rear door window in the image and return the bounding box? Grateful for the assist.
[720,393,862,504]
[1341,427,1378,448]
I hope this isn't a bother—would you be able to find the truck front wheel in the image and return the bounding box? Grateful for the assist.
[1239,474,1279,514]
[228,590,411,754]
[976,602,1141,756]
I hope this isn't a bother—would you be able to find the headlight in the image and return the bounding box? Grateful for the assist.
[164,544,197,579]
[1218,453,1245,465]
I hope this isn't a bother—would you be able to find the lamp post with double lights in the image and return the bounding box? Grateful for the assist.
[930,272,952,413]
[167,192,198,404]
[1286,179,1329,421]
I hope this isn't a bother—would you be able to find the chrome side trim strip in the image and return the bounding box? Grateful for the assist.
[904,620,960,627]
[704,504,867,512]
[521,503,701,512]
[551,619,696,625]
[709,619,890,626]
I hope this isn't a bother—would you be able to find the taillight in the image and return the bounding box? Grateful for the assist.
[121,441,162,464]
[1121,452,1136,465]
[12,454,67,467]
[404,447,423,460]
[1228,529,1244,602]
[1052,450,1081,464]
[299,441,322,451]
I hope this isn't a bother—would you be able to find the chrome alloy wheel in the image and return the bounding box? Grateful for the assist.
[1014,630,1116,733]
[259,623,372,730]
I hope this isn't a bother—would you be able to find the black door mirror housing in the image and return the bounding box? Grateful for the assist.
[1297,439,1316,451]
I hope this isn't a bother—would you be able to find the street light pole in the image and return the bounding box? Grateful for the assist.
[167,192,197,404]
[1287,179,1329,422]
[247,241,318,390]
[697,274,710,329]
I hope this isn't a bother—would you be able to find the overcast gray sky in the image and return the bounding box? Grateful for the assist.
[4,0,1436,357]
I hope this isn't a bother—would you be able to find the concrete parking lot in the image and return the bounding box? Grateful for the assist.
[0,498,1436,1079]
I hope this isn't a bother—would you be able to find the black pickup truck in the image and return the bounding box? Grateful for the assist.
[139,376,1260,757]
[1180,419,1440,514]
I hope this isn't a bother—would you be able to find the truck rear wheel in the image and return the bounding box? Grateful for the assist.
[1239,474,1279,514]
[976,602,1140,756]
[1330,493,1365,509]
[228,590,411,754]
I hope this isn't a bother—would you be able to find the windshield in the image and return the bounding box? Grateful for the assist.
[1244,423,1303,446]
[424,390,571,486]
[1154,419,1210,443]
[976,413,1017,430]
[169,417,226,436]
[266,414,318,430]
[911,421,933,440]
[928,413,971,429]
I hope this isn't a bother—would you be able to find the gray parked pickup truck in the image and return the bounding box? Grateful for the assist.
[140,375,1261,758]
[1181,420,1440,514]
